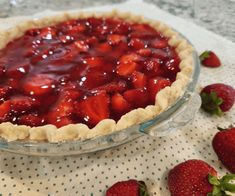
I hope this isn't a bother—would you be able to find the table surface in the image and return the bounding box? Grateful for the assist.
[0,0,234,42]
[0,1,234,195]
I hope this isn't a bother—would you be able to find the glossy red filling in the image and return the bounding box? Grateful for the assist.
[0,17,180,128]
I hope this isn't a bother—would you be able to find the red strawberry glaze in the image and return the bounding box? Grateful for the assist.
[0,17,180,128]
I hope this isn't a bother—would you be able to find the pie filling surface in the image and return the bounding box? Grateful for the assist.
[0,17,180,129]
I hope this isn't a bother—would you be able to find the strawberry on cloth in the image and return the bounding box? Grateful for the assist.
[200,83,235,115]
[199,51,221,67]
[212,127,235,173]
[168,159,235,196]
[106,179,149,196]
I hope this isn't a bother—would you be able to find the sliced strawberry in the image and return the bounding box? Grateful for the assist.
[30,47,55,64]
[119,53,141,64]
[52,117,74,128]
[52,46,77,62]
[96,24,109,36]
[49,100,73,118]
[60,82,82,100]
[123,88,149,108]
[111,93,131,114]
[37,94,57,111]
[75,92,110,127]
[0,100,10,120]
[95,80,127,93]
[74,40,89,52]
[148,77,171,103]
[18,113,45,127]
[23,46,39,58]
[5,78,20,90]
[107,34,126,45]
[81,70,112,89]
[22,74,56,96]
[130,24,158,39]
[164,57,181,80]
[132,24,156,32]
[67,23,86,35]
[152,49,168,60]
[151,39,168,49]
[145,59,160,72]
[129,38,145,50]
[40,27,57,39]
[137,48,152,57]
[0,86,11,99]
[6,63,30,79]
[83,57,104,68]
[95,42,112,53]
[116,62,137,77]
[110,42,129,58]
[47,93,75,128]
[59,19,77,32]
[10,96,39,114]
[85,36,98,45]
[143,59,164,77]
[58,35,73,44]
[25,28,41,36]
[111,21,130,34]
[87,17,103,29]
[64,89,81,100]
[131,71,147,88]
[0,65,5,77]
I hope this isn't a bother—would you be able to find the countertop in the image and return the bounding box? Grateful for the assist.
[1,0,234,42]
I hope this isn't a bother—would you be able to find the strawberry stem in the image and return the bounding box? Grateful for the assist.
[217,127,227,131]
[217,126,235,131]
[199,50,210,61]
[208,174,235,195]
[138,181,150,196]
[200,92,224,116]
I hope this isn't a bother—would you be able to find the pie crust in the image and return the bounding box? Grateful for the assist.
[0,10,194,142]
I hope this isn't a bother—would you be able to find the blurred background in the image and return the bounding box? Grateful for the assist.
[0,0,234,41]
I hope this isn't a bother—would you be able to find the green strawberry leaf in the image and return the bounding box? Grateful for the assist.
[212,186,223,195]
[208,174,235,195]
[199,50,211,61]
[208,174,220,186]
[200,92,224,116]
[221,174,235,183]
[221,182,235,193]
[138,181,150,196]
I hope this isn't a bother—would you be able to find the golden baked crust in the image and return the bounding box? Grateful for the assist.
[0,10,194,142]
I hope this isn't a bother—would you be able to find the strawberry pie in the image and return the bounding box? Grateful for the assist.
[0,10,193,142]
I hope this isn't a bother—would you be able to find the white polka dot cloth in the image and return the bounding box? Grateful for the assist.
[0,0,235,195]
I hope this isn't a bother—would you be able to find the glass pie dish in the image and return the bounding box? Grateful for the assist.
[0,39,201,156]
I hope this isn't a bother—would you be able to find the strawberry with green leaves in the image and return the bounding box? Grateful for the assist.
[200,83,235,115]
[106,179,149,196]
[199,51,221,67]
[168,159,235,196]
[213,127,235,173]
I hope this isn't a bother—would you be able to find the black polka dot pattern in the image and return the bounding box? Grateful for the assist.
[0,2,235,195]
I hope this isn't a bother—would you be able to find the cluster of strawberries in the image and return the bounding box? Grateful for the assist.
[105,51,235,196]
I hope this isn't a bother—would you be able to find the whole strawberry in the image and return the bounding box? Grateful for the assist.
[212,127,235,173]
[200,83,235,115]
[106,179,149,196]
[168,159,235,196]
[199,51,221,67]
[168,159,217,196]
